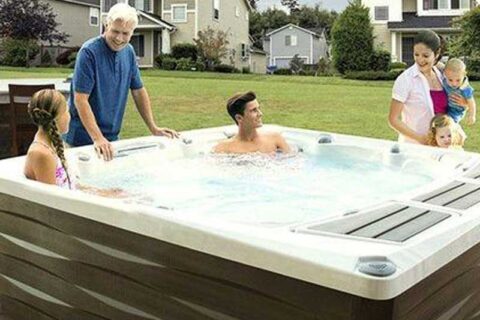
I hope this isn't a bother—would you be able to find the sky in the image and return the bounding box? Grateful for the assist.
[256,0,350,12]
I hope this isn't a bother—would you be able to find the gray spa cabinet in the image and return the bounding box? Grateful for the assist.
[1,128,480,320]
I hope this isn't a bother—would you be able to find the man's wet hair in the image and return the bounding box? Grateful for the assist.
[226,91,256,124]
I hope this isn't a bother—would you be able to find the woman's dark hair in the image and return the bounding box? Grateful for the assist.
[226,91,256,124]
[414,30,446,64]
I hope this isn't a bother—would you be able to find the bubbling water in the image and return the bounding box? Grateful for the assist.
[80,149,434,227]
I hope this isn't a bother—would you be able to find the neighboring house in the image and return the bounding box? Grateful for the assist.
[362,0,477,66]
[42,0,262,71]
[38,0,101,64]
[263,23,328,69]
[47,0,101,47]
[100,0,256,70]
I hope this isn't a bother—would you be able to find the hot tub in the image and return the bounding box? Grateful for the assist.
[1,125,480,320]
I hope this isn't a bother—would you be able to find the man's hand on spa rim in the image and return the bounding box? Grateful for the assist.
[151,126,180,139]
[93,136,114,161]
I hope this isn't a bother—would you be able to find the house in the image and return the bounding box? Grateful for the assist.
[362,0,477,65]
[43,0,264,72]
[263,23,328,69]
[101,0,259,70]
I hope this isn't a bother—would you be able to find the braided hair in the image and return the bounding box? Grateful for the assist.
[28,89,71,188]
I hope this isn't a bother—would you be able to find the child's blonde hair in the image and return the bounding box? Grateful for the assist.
[445,58,466,74]
[28,89,71,186]
[427,114,462,147]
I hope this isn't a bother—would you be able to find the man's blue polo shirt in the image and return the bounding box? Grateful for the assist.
[66,36,143,146]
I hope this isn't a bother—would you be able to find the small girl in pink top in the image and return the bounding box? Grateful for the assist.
[427,114,464,149]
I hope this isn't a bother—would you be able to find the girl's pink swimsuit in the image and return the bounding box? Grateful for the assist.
[31,141,73,189]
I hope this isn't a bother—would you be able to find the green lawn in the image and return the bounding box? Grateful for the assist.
[2,66,480,152]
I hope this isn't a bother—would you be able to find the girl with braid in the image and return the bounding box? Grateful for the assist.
[24,89,127,197]
[24,89,73,189]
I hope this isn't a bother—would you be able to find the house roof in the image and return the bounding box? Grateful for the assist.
[137,11,176,31]
[387,13,457,30]
[56,0,100,7]
[265,23,322,38]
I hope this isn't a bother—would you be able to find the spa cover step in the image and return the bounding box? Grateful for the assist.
[414,182,480,210]
[297,204,450,242]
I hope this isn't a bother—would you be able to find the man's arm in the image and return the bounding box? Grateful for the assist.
[275,133,291,153]
[131,87,179,138]
[74,93,114,161]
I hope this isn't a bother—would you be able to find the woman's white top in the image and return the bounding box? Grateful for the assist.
[392,63,444,144]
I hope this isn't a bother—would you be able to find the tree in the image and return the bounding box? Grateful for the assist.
[281,0,300,12]
[193,27,229,70]
[289,54,304,74]
[331,0,374,74]
[248,0,259,9]
[449,6,480,71]
[249,6,338,50]
[0,0,69,66]
[290,5,338,38]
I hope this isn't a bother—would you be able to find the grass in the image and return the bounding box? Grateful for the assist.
[2,66,480,151]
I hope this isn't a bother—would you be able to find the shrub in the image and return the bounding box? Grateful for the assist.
[273,68,293,75]
[466,55,480,73]
[468,71,480,81]
[242,67,251,74]
[171,43,198,61]
[370,49,391,72]
[161,56,177,70]
[331,0,374,74]
[191,60,206,71]
[213,64,237,73]
[175,57,193,71]
[316,57,333,76]
[56,47,79,65]
[40,50,52,66]
[154,53,172,68]
[289,54,305,74]
[344,70,402,80]
[0,38,39,67]
[67,51,77,68]
[390,61,407,70]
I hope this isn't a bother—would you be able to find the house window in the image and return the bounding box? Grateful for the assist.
[128,0,150,11]
[451,0,470,8]
[213,0,220,20]
[423,0,468,9]
[374,6,388,20]
[285,35,297,46]
[172,4,187,22]
[90,8,99,26]
[235,6,240,17]
[130,35,144,57]
[241,43,248,58]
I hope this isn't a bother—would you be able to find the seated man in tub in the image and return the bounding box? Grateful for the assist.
[213,91,291,154]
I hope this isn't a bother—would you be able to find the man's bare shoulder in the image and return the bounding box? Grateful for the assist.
[213,139,235,153]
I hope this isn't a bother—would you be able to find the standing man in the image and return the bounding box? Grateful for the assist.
[213,91,291,154]
[66,3,177,160]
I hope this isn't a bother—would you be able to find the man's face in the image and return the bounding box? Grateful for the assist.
[104,19,134,52]
[239,99,263,128]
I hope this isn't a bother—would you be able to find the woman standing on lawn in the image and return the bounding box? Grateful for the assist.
[388,30,466,144]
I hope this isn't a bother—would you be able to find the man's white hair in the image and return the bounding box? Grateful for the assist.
[105,3,138,28]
